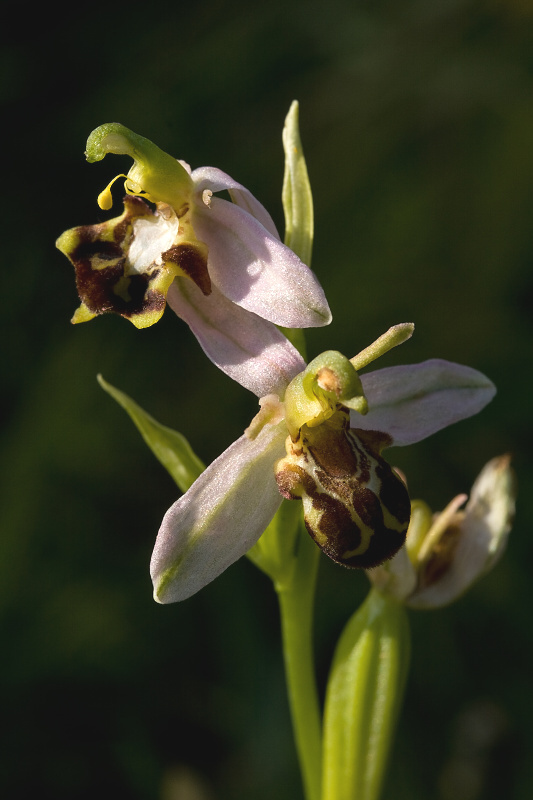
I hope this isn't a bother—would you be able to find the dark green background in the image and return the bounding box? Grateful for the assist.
[2,1,532,798]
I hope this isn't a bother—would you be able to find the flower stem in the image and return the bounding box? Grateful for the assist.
[276,525,322,800]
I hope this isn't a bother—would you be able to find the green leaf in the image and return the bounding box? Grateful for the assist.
[322,589,410,800]
[97,375,204,493]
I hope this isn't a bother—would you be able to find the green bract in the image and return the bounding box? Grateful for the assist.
[322,589,410,800]
[282,101,314,269]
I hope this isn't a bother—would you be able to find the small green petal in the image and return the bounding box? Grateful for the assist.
[97,375,204,493]
[404,499,434,564]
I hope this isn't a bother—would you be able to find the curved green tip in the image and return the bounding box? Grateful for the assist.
[85,123,140,162]
[84,123,194,209]
[284,350,367,435]
[305,350,366,409]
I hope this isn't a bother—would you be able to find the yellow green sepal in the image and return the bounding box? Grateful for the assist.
[284,350,367,438]
[86,123,194,211]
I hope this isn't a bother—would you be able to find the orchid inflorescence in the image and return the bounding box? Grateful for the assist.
[57,102,515,800]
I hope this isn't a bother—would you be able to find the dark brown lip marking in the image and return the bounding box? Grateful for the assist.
[62,196,172,322]
[275,409,410,569]
[162,243,211,296]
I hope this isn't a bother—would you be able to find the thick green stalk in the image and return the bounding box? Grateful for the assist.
[276,526,322,800]
[263,99,320,798]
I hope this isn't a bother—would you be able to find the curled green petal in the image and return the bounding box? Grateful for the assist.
[284,351,367,437]
[86,122,194,210]
[404,499,434,564]
[322,589,410,800]
[97,375,204,493]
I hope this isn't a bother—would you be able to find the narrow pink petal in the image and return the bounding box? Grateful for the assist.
[191,196,332,328]
[354,359,496,447]
[150,421,287,603]
[192,166,280,238]
[167,278,305,397]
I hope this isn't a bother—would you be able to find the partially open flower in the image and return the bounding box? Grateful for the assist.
[367,455,516,608]
[56,123,331,394]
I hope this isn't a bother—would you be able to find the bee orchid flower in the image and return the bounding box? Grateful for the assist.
[150,324,497,603]
[56,124,331,395]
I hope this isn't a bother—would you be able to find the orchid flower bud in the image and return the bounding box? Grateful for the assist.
[367,456,516,608]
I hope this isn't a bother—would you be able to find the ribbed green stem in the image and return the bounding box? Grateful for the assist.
[276,527,322,800]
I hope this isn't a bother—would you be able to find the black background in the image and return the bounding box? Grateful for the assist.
[2,1,532,798]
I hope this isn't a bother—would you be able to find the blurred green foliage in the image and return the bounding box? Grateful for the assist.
[1,0,532,798]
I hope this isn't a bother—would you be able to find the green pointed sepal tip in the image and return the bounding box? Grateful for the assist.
[282,100,314,267]
[97,375,204,493]
[85,123,193,210]
[322,588,410,800]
